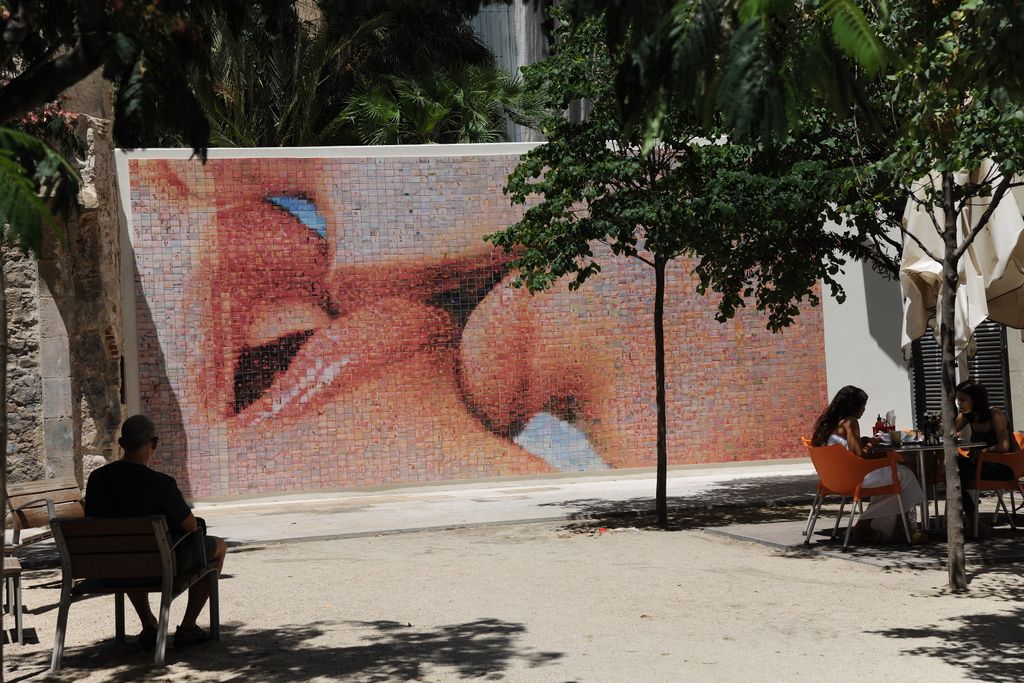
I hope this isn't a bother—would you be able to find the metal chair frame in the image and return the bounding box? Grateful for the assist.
[804,444,913,550]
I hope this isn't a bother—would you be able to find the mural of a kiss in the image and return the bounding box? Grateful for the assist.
[125,152,827,497]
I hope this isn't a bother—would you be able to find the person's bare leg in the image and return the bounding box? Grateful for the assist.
[179,536,226,629]
[127,591,158,629]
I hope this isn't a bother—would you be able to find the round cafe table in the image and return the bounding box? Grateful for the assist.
[878,441,987,529]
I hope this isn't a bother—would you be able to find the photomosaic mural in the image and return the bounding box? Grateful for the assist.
[119,145,827,498]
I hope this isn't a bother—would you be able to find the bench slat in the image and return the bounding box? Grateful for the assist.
[2,557,21,576]
[57,517,165,536]
[7,477,81,497]
[10,488,83,508]
[65,535,162,554]
[17,501,83,530]
[8,478,85,538]
[70,554,169,579]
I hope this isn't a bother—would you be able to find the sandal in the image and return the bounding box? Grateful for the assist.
[138,626,158,649]
[852,520,884,544]
[174,624,209,647]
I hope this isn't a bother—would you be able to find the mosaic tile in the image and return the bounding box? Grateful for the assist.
[126,154,827,497]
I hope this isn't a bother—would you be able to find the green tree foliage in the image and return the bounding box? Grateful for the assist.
[343,65,539,145]
[564,0,892,139]
[856,1,1024,591]
[179,4,378,147]
[171,0,532,148]
[560,0,1024,589]
[0,126,78,254]
[487,9,894,524]
[1,0,251,236]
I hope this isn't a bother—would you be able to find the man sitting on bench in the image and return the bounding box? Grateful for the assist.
[85,415,227,648]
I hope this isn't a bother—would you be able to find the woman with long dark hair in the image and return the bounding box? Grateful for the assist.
[812,385,924,542]
[955,379,1019,523]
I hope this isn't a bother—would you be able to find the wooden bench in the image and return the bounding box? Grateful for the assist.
[48,510,219,670]
[7,477,84,546]
[3,555,23,644]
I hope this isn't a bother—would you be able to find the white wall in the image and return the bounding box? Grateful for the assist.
[823,257,914,434]
[1008,332,1024,431]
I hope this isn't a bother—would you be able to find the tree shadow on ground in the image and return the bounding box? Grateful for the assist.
[560,503,809,534]
[542,474,817,532]
[12,543,60,570]
[18,571,242,624]
[867,567,1024,681]
[5,618,563,682]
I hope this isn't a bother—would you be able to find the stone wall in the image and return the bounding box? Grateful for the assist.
[4,70,123,489]
[4,246,43,481]
[64,94,124,478]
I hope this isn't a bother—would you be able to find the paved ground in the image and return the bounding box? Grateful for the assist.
[5,461,1022,682]
[710,517,1024,569]
[192,461,818,546]
[6,461,818,569]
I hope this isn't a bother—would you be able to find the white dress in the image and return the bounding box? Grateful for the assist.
[827,434,925,538]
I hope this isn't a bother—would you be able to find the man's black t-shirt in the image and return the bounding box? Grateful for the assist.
[85,460,191,529]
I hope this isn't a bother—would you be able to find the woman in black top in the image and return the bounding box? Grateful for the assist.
[954,380,1020,520]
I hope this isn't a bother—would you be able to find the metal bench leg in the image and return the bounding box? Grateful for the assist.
[14,575,22,644]
[209,572,220,641]
[50,575,73,672]
[115,592,126,642]
[155,588,172,666]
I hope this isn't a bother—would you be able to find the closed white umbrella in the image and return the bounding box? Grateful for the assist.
[901,159,1024,354]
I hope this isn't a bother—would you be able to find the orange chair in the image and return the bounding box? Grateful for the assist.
[800,437,848,541]
[968,446,1024,537]
[1011,432,1024,517]
[804,444,913,549]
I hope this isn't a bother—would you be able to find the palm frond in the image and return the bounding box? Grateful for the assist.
[823,0,887,75]
[717,20,787,139]
[738,0,793,22]
[0,127,79,256]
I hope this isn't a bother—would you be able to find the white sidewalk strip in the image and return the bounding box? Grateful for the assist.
[193,462,818,545]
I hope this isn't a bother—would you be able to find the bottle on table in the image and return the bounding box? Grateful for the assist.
[873,414,885,438]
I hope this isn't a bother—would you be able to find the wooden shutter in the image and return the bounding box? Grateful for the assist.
[910,320,1013,429]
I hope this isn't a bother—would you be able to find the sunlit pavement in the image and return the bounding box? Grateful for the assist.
[193,460,817,545]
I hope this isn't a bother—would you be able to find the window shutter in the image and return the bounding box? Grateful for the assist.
[969,321,1013,428]
[910,320,1013,430]
[910,335,942,427]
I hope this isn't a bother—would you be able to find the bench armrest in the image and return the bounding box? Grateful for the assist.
[170,524,210,568]
[169,526,202,552]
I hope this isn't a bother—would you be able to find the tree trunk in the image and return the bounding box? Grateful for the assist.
[1,248,6,665]
[940,172,968,591]
[654,256,668,527]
